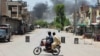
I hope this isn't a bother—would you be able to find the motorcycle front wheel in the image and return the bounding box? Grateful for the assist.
[33,47,42,55]
[52,48,60,55]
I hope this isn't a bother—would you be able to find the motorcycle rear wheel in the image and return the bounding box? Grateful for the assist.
[33,47,42,55]
[52,48,60,55]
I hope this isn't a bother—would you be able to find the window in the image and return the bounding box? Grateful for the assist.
[81,7,83,11]
[8,6,12,10]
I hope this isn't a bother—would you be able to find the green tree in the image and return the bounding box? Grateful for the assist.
[54,4,70,30]
[64,18,71,26]
[35,20,48,27]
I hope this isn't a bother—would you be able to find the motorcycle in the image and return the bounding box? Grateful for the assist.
[33,38,61,55]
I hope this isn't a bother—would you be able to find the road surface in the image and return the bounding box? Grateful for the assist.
[0,28,100,56]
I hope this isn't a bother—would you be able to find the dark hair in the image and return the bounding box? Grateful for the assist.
[53,32,56,36]
[48,31,51,35]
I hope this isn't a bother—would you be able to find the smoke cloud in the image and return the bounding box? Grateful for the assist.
[51,0,65,4]
[33,3,48,19]
[51,0,97,15]
[32,0,97,22]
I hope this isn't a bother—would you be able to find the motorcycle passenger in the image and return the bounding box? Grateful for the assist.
[52,32,61,50]
[46,31,53,50]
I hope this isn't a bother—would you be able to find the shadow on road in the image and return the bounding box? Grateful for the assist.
[0,41,12,43]
[34,54,63,56]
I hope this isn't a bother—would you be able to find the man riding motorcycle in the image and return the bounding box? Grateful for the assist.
[52,32,61,51]
[33,31,61,55]
[45,31,53,50]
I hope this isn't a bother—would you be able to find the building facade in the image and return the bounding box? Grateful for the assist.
[0,0,29,34]
[0,0,8,24]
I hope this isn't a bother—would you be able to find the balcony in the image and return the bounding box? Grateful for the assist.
[12,14,22,20]
[7,1,22,6]
[7,1,27,7]
[21,8,28,15]
[12,7,17,12]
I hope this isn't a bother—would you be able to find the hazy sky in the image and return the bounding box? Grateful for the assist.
[13,0,97,11]
[13,0,53,11]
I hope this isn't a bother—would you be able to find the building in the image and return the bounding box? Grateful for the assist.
[7,0,27,20]
[78,4,91,26]
[0,0,29,34]
[7,0,28,34]
[94,0,100,23]
[74,3,100,26]
[0,0,8,24]
[80,0,100,25]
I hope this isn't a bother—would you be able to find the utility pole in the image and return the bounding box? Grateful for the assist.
[0,0,2,24]
[74,0,78,35]
[0,0,1,16]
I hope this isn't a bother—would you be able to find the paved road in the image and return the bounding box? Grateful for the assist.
[0,28,100,56]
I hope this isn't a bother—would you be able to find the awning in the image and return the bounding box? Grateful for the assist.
[78,23,86,27]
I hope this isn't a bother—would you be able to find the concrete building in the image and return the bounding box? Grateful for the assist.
[0,0,29,34]
[0,0,8,24]
[78,4,91,25]
[7,0,28,34]
[75,4,98,26]
[95,0,100,23]
[7,0,27,20]
[78,0,100,24]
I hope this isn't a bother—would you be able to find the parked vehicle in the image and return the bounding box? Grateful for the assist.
[0,24,12,42]
[36,25,40,28]
[64,26,72,32]
[83,23,100,41]
[92,23,100,41]
[28,24,34,31]
[83,27,93,39]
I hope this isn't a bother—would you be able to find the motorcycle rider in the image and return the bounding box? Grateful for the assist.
[33,32,61,55]
[52,32,61,50]
[45,31,53,50]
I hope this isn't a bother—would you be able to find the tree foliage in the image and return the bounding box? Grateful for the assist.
[53,4,70,30]
[55,4,64,16]
[35,20,48,27]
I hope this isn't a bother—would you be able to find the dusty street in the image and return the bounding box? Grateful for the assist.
[0,28,100,56]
